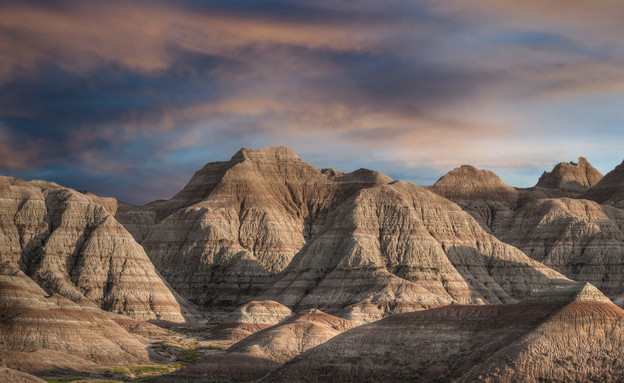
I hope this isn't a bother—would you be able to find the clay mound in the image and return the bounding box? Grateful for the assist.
[536,157,603,194]
[203,300,294,346]
[432,165,519,231]
[263,180,571,323]
[0,368,46,383]
[582,159,624,207]
[141,146,393,308]
[0,263,150,373]
[264,298,624,382]
[225,300,293,325]
[494,197,624,299]
[229,309,358,363]
[207,322,273,346]
[0,177,197,323]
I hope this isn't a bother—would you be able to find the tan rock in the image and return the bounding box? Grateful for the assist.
[229,309,358,363]
[536,157,603,194]
[494,197,624,300]
[431,165,518,231]
[141,146,392,308]
[225,300,293,325]
[264,180,571,322]
[0,177,197,323]
[582,159,624,207]
[264,298,624,382]
[0,262,150,372]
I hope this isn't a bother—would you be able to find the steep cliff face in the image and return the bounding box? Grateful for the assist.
[536,157,603,194]
[493,197,624,300]
[431,161,624,306]
[141,147,392,308]
[125,148,571,323]
[431,165,519,231]
[582,159,624,207]
[0,177,195,322]
[263,181,570,322]
[264,284,624,383]
[0,262,150,372]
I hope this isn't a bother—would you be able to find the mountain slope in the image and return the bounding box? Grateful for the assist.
[131,148,571,323]
[431,165,518,231]
[494,198,624,301]
[0,262,151,373]
[262,180,571,322]
[263,284,624,383]
[141,147,392,308]
[0,176,195,322]
[582,159,624,207]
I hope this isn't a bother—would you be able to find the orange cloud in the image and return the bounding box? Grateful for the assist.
[0,1,412,83]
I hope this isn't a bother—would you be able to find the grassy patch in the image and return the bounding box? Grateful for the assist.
[102,364,175,379]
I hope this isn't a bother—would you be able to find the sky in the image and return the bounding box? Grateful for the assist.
[1,0,623,204]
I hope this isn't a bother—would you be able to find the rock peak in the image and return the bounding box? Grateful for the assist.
[434,165,509,188]
[535,157,602,193]
[231,146,301,163]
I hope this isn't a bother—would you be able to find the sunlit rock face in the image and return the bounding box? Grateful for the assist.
[536,157,603,194]
[430,160,624,306]
[0,176,195,323]
[140,146,394,309]
[0,262,150,373]
[133,148,571,323]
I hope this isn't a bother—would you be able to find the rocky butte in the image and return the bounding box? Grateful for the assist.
[1,147,623,382]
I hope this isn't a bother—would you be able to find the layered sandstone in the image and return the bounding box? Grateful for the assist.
[0,262,150,372]
[536,157,603,194]
[205,301,294,346]
[229,309,358,363]
[494,197,624,300]
[431,165,519,231]
[264,285,624,382]
[141,147,393,308]
[263,180,571,322]
[0,176,195,322]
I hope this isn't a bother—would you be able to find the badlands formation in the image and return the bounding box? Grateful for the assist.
[1,147,623,382]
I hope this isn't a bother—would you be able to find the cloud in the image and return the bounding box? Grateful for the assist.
[1,0,623,202]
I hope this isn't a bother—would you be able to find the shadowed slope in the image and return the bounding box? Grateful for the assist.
[263,284,624,383]
[494,198,624,301]
[582,159,624,207]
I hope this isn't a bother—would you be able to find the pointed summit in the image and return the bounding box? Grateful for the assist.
[536,157,603,194]
[431,165,519,230]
